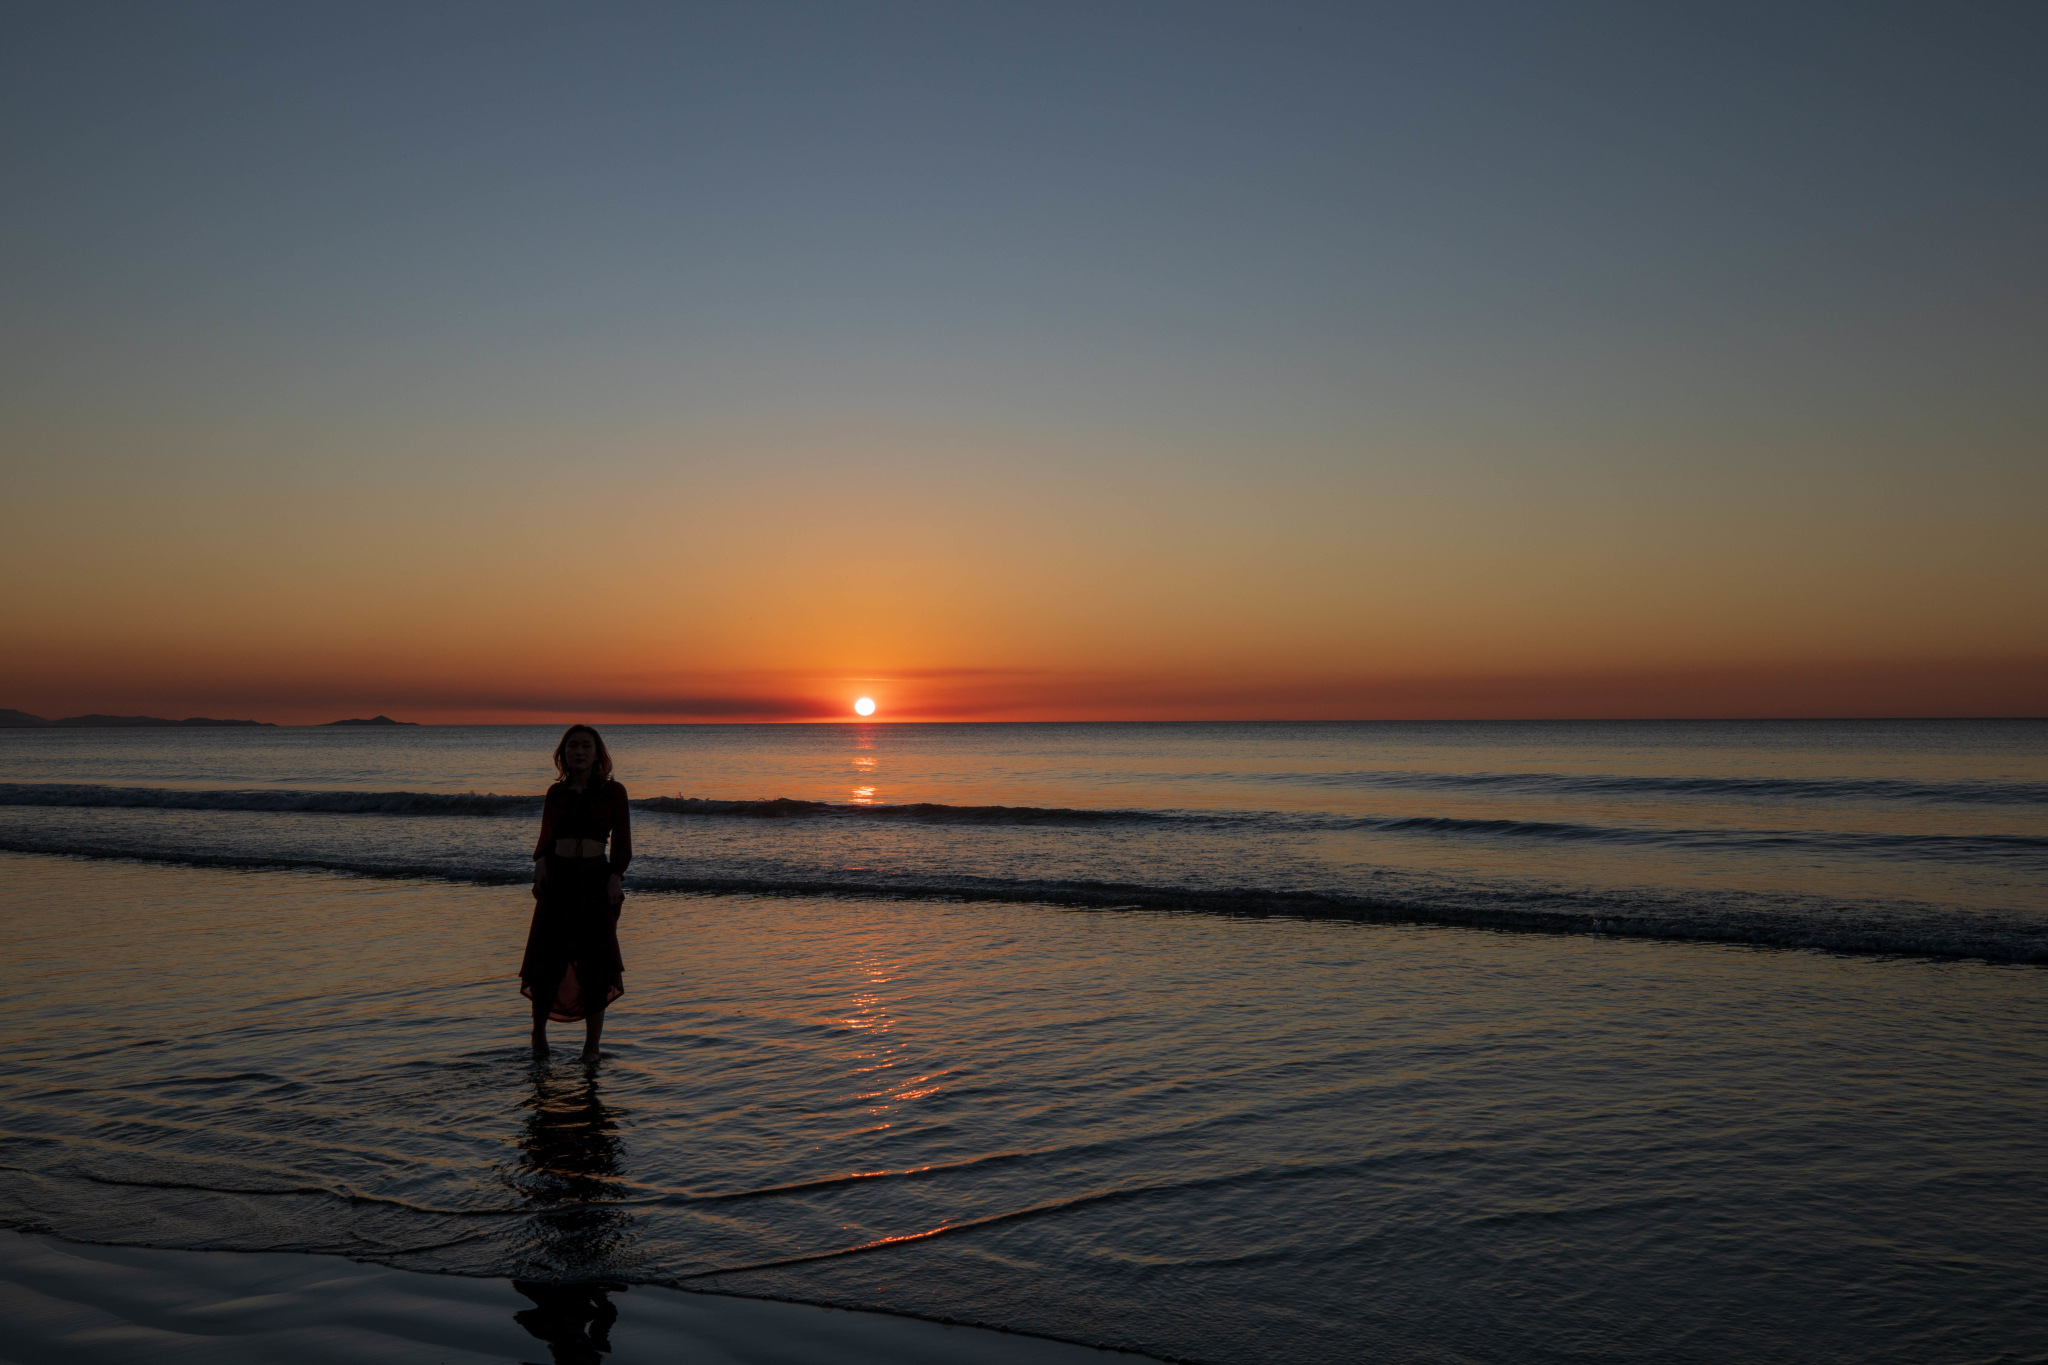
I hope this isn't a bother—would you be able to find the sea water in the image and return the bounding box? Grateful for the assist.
[2,721,2044,1362]
[3,720,2044,957]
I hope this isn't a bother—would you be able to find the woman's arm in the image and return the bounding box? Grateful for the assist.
[532,786,558,868]
[607,784,632,879]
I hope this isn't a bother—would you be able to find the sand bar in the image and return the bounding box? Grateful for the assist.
[1,1232,1145,1364]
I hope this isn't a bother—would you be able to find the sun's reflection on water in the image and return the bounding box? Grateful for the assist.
[833,952,940,1131]
[850,751,880,804]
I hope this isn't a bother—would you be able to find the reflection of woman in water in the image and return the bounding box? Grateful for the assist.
[523,725,630,1061]
[510,1067,630,1362]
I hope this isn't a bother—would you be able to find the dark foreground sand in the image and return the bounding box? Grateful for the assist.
[0,1233,1140,1364]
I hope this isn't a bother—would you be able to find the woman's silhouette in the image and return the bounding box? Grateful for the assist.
[522,725,630,1061]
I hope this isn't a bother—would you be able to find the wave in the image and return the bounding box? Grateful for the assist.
[6,785,2036,863]
[1332,814,2047,862]
[1192,770,2048,805]
[2,836,2043,964]
[811,803,2048,863]
[0,786,1163,825]
[8,774,2040,833]
[0,784,540,816]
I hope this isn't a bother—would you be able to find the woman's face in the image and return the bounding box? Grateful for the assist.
[562,733,598,773]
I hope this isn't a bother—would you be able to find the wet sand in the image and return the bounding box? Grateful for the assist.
[0,1232,1141,1364]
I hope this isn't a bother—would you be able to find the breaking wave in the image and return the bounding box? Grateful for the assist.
[1195,770,2048,805]
[3,785,2039,865]
[1,834,2042,965]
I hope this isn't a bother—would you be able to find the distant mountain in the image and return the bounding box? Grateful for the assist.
[57,715,275,728]
[0,709,48,727]
[321,715,419,726]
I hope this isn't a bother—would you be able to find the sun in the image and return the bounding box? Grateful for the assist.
[854,697,877,717]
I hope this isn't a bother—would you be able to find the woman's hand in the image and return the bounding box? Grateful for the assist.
[533,859,548,885]
[607,874,624,907]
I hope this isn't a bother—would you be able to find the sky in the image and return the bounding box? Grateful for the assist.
[3,0,2043,723]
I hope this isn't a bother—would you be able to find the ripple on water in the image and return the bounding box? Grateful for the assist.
[1,852,2045,1364]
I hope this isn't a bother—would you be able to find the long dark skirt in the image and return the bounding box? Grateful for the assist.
[520,856,624,1023]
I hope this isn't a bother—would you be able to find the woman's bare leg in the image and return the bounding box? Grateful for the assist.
[531,995,551,1054]
[581,1008,604,1063]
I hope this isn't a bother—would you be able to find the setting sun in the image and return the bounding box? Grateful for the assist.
[854,697,876,717]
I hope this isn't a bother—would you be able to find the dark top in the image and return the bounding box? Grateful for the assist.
[533,780,632,877]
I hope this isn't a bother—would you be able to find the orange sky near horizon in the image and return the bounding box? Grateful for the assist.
[7,420,2042,724]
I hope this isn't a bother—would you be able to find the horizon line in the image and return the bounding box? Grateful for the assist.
[7,715,2046,727]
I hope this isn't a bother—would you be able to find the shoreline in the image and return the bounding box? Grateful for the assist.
[1,1231,1157,1364]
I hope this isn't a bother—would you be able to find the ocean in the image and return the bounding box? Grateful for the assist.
[2,720,2044,1362]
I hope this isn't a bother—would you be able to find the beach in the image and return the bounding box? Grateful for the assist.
[3,721,2046,1362]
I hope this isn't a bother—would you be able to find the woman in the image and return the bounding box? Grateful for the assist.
[522,725,630,1061]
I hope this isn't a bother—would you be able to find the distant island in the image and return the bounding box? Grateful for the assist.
[0,708,423,728]
[0,709,274,728]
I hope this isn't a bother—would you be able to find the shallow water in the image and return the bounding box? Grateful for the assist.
[2,720,2044,959]
[1,1233,1119,1364]
[4,853,2044,1364]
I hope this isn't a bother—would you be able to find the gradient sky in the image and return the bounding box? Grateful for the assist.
[4,1,2043,722]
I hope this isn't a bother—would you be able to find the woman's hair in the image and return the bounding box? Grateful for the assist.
[552,724,614,786]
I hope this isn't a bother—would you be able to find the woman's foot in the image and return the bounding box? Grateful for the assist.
[579,1047,601,1065]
